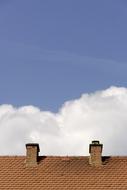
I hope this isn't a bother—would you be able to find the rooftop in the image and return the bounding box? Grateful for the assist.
[0,141,127,189]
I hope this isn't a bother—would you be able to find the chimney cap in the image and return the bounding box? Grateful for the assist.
[26,143,40,152]
[92,140,100,144]
[89,140,103,153]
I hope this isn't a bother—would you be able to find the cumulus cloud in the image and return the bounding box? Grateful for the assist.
[0,86,127,156]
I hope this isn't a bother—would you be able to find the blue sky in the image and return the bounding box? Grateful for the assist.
[0,0,127,111]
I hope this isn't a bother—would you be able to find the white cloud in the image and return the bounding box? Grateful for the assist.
[0,86,127,156]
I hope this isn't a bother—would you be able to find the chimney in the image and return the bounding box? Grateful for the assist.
[26,143,40,167]
[89,140,103,166]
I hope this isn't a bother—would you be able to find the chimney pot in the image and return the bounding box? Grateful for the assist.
[26,143,40,167]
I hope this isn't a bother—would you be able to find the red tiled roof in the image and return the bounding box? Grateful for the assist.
[0,155,127,189]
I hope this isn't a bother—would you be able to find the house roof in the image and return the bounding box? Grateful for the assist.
[0,155,127,189]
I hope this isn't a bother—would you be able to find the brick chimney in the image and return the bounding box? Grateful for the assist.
[26,143,40,167]
[89,140,103,166]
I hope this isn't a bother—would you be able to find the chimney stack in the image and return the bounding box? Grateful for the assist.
[89,140,103,166]
[26,143,40,167]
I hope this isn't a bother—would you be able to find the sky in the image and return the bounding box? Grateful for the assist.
[1,86,127,156]
[0,0,127,155]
